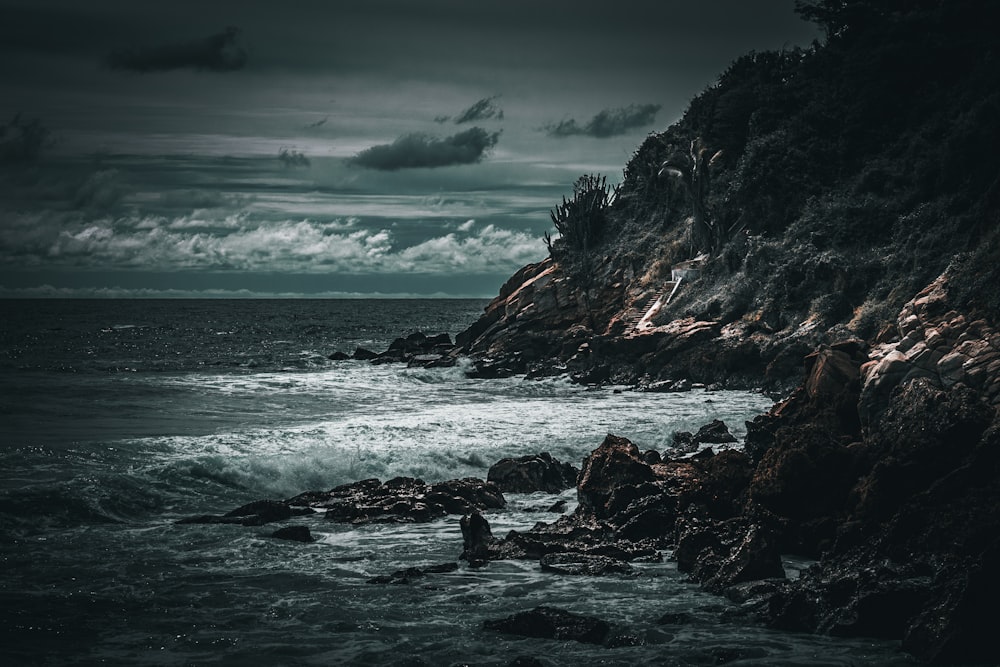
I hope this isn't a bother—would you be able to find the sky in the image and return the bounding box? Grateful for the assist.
[0,0,818,298]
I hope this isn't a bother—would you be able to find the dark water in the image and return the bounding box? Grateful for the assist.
[0,300,914,665]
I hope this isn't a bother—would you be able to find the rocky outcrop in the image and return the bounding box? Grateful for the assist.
[860,273,1000,424]
[293,476,505,524]
[179,477,505,528]
[487,452,579,493]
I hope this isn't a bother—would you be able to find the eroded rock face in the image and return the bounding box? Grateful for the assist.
[860,273,1000,424]
[487,453,579,493]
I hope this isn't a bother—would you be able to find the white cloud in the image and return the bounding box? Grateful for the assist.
[3,211,544,275]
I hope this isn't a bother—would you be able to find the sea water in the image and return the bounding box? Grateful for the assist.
[0,300,916,666]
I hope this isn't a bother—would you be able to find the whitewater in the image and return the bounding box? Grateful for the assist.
[0,299,915,665]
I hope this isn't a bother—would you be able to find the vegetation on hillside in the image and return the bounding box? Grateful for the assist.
[545,0,1000,340]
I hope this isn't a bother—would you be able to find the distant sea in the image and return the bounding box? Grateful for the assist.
[0,299,913,665]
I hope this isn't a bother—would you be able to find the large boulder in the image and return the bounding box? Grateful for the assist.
[487,452,579,493]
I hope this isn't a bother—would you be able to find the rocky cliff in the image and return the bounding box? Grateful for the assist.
[447,2,1000,663]
[455,0,1000,397]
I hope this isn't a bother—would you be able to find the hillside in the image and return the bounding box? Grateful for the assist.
[451,2,1000,663]
[457,0,1000,395]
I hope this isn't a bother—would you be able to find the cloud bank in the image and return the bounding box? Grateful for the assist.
[1,211,541,276]
[545,103,661,138]
[351,127,500,171]
[106,26,247,73]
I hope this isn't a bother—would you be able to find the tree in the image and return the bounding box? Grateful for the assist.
[659,138,724,255]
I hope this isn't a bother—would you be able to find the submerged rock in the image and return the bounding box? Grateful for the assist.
[270,525,315,542]
[482,606,611,645]
[365,562,458,585]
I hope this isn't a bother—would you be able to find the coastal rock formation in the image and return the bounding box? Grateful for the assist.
[179,477,506,528]
[482,606,611,645]
[487,452,579,493]
[294,476,505,524]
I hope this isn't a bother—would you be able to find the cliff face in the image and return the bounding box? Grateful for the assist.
[457,0,1000,395]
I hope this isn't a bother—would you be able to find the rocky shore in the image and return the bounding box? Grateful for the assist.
[315,268,999,665]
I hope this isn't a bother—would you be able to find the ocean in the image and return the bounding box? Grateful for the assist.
[0,299,915,666]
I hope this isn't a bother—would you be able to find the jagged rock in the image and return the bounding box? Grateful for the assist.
[487,453,579,493]
[675,518,785,593]
[482,606,611,645]
[577,434,656,519]
[302,476,505,524]
[539,552,634,576]
[460,511,497,567]
[691,419,738,444]
[270,525,315,542]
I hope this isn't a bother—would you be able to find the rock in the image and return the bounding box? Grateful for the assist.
[460,512,497,567]
[177,499,311,526]
[547,499,568,513]
[539,552,634,576]
[577,434,656,519]
[296,476,505,525]
[352,347,378,360]
[365,562,458,585]
[270,525,315,542]
[327,351,351,361]
[482,606,611,645]
[691,419,738,444]
[487,453,579,493]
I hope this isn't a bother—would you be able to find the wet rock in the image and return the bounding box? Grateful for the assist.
[327,351,351,361]
[487,452,579,493]
[482,606,611,645]
[177,499,310,526]
[691,419,738,444]
[366,562,458,585]
[547,499,568,513]
[270,525,315,542]
[460,511,498,567]
[539,552,634,576]
[669,419,738,456]
[675,518,785,593]
[352,347,378,361]
[293,476,506,525]
[577,434,656,519]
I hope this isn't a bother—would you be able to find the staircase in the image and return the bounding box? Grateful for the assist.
[631,276,684,332]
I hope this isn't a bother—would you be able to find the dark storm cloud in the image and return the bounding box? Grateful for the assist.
[545,104,661,138]
[454,96,504,124]
[105,26,247,73]
[351,127,501,171]
[0,115,50,165]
